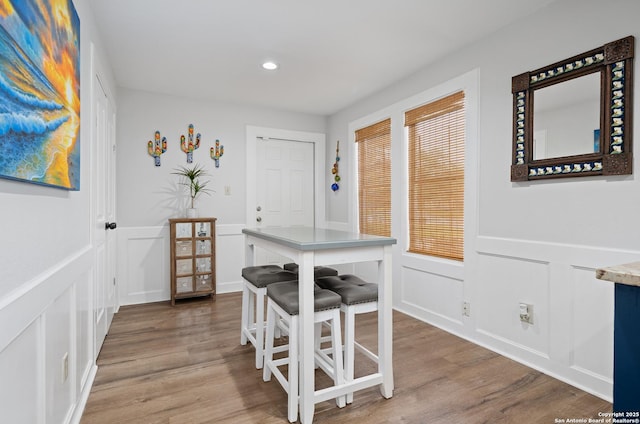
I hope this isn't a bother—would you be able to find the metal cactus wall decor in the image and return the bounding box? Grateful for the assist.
[331,140,340,191]
[147,130,167,166]
[210,139,224,167]
[180,124,201,163]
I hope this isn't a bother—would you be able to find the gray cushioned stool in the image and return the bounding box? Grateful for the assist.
[263,281,346,422]
[283,262,339,279]
[240,265,297,369]
[315,274,379,404]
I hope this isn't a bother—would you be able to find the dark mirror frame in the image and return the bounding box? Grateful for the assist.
[511,36,634,181]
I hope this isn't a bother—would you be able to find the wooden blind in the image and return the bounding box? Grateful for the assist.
[405,91,465,260]
[356,118,391,237]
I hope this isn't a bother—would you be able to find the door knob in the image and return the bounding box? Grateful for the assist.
[105,222,117,230]
[256,216,262,223]
[256,206,262,212]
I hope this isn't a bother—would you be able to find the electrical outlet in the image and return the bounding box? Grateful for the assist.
[462,301,471,317]
[224,185,231,195]
[62,352,69,382]
[519,303,533,324]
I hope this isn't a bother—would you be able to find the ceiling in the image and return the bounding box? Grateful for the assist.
[91,0,556,116]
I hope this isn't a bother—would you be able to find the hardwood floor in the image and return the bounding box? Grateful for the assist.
[81,293,611,423]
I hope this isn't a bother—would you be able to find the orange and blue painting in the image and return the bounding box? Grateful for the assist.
[0,0,80,190]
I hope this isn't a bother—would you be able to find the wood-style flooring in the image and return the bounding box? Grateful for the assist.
[81,293,611,423]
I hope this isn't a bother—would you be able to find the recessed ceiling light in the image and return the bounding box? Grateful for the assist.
[262,61,278,71]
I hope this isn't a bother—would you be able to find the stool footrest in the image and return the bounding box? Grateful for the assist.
[265,362,291,397]
[314,373,384,404]
[272,344,289,355]
[314,349,337,377]
[354,341,378,363]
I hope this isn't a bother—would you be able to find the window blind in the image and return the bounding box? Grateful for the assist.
[356,118,391,237]
[405,91,465,261]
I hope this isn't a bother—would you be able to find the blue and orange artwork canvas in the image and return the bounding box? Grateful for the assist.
[0,0,80,190]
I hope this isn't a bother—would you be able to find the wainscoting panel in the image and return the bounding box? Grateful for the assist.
[75,268,94,402]
[399,264,464,328]
[117,226,169,305]
[117,224,246,306]
[216,224,245,293]
[475,253,550,359]
[0,319,40,424]
[393,235,640,401]
[569,265,613,393]
[45,286,74,424]
[0,248,95,424]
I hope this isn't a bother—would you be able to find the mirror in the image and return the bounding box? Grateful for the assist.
[533,72,601,159]
[511,36,634,181]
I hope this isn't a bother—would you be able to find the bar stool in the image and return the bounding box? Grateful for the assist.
[283,262,339,278]
[283,262,339,352]
[315,274,378,404]
[263,281,345,423]
[240,265,298,369]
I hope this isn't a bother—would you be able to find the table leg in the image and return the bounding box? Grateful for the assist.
[244,236,255,267]
[379,244,394,398]
[299,252,316,424]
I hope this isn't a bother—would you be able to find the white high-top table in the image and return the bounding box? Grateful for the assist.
[242,227,397,424]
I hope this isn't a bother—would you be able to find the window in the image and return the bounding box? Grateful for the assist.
[356,118,391,237]
[405,91,465,260]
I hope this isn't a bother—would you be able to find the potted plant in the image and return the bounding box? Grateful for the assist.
[172,163,212,218]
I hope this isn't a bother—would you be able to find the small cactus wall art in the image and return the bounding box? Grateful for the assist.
[210,139,224,167]
[147,130,167,166]
[180,124,200,163]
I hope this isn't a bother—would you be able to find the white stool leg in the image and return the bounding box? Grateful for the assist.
[263,301,276,382]
[240,283,250,345]
[288,315,299,423]
[330,309,346,408]
[275,317,282,339]
[343,305,356,404]
[254,287,266,369]
[314,322,322,369]
[248,289,256,330]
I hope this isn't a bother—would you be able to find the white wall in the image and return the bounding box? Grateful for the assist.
[326,0,640,401]
[0,0,118,423]
[115,89,326,303]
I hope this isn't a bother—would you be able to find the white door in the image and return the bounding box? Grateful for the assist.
[93,73,117,356]
[255,137,314,264]
[105,92,117,329]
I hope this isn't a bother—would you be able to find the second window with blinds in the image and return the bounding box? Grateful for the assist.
[356,118,391,237]
[406,91,465,261]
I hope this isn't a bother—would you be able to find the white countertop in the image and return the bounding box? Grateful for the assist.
[596,261,640,287]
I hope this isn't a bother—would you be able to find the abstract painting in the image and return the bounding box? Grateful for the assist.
[0,0,80,190]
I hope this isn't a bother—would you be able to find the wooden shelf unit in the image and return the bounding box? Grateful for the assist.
[169,217,216,305]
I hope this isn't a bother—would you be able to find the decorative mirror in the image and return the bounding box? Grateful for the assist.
[511,36,634,181]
